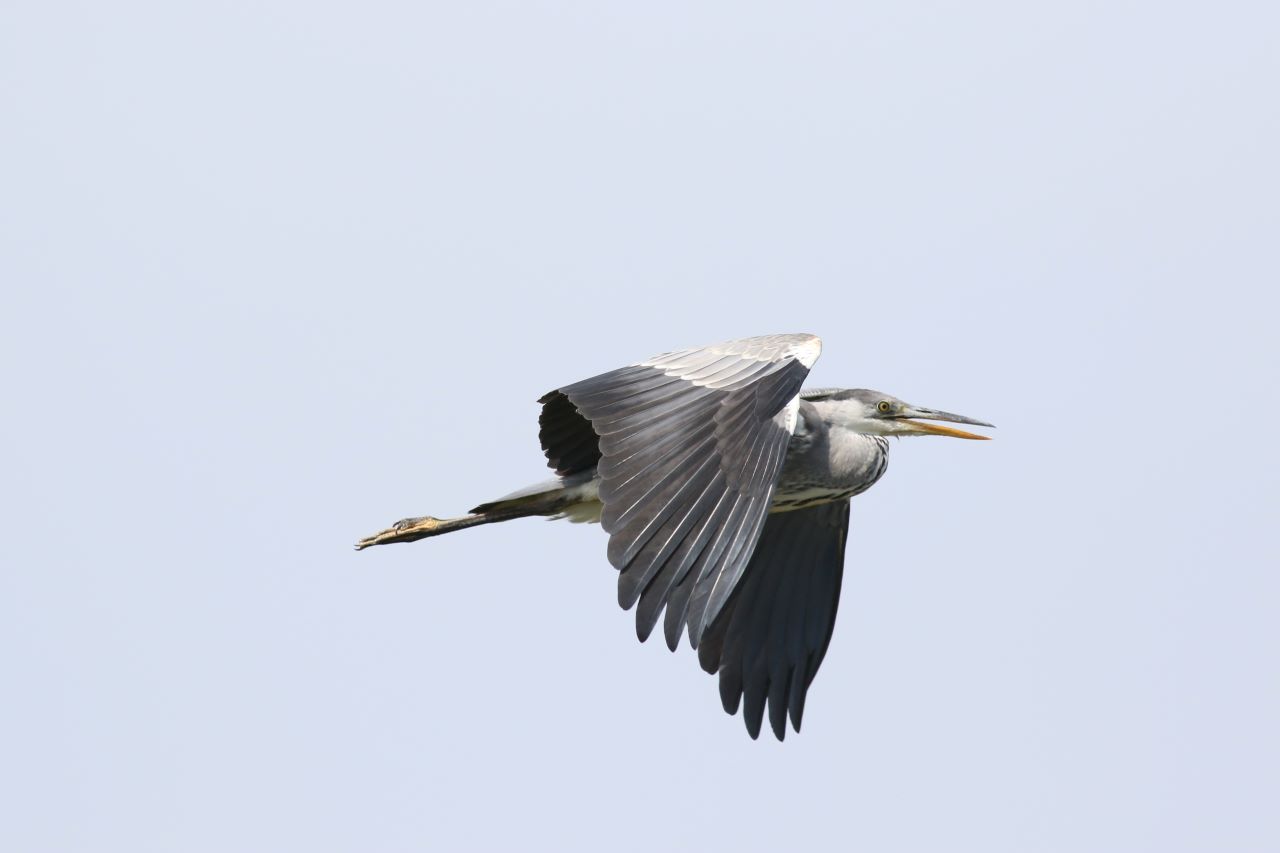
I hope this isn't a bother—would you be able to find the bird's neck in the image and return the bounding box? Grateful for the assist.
[827,426,890,478]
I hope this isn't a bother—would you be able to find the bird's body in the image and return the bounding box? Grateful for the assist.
[508,398,892,523]
[357,334,992,740]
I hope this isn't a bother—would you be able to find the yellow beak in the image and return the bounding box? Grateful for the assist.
[904,420,991,440]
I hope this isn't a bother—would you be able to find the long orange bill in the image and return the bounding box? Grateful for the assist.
[905,420,992,440]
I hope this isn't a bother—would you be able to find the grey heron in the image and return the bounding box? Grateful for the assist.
[357,333,993,740]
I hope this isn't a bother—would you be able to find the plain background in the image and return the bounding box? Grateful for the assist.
[3,2,1277,851]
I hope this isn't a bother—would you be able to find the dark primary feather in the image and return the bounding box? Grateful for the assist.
[538,339,816,650]
[698,500,851,740]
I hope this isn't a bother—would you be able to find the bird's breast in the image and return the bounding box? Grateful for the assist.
[769,485,861,512]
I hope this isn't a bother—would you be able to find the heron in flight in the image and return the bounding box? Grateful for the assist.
[357,334,993,740]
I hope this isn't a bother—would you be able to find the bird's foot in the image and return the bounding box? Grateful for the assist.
[354,516,442,550]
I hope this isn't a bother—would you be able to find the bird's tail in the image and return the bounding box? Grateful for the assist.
[354,474,597,550]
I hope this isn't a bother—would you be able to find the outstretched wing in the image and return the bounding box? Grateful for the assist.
[538,333,822,650]
[697,500,851,740]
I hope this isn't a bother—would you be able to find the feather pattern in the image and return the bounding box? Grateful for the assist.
[538,334,821,647]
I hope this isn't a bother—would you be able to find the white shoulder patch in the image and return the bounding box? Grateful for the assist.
[780,394,801,434]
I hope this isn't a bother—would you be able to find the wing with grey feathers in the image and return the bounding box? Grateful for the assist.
[538,334,822,650]
[697,500,850,740]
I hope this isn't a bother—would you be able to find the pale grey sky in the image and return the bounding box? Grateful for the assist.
[2,2,1277,851]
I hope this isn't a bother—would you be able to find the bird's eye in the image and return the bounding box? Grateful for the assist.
[877,401,892,414]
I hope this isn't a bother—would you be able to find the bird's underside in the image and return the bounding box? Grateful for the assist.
[356,333,992,740]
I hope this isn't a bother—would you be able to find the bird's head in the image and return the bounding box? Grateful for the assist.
[807,388,994,439]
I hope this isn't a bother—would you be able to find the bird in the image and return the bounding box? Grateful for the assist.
[356,333,993,740]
